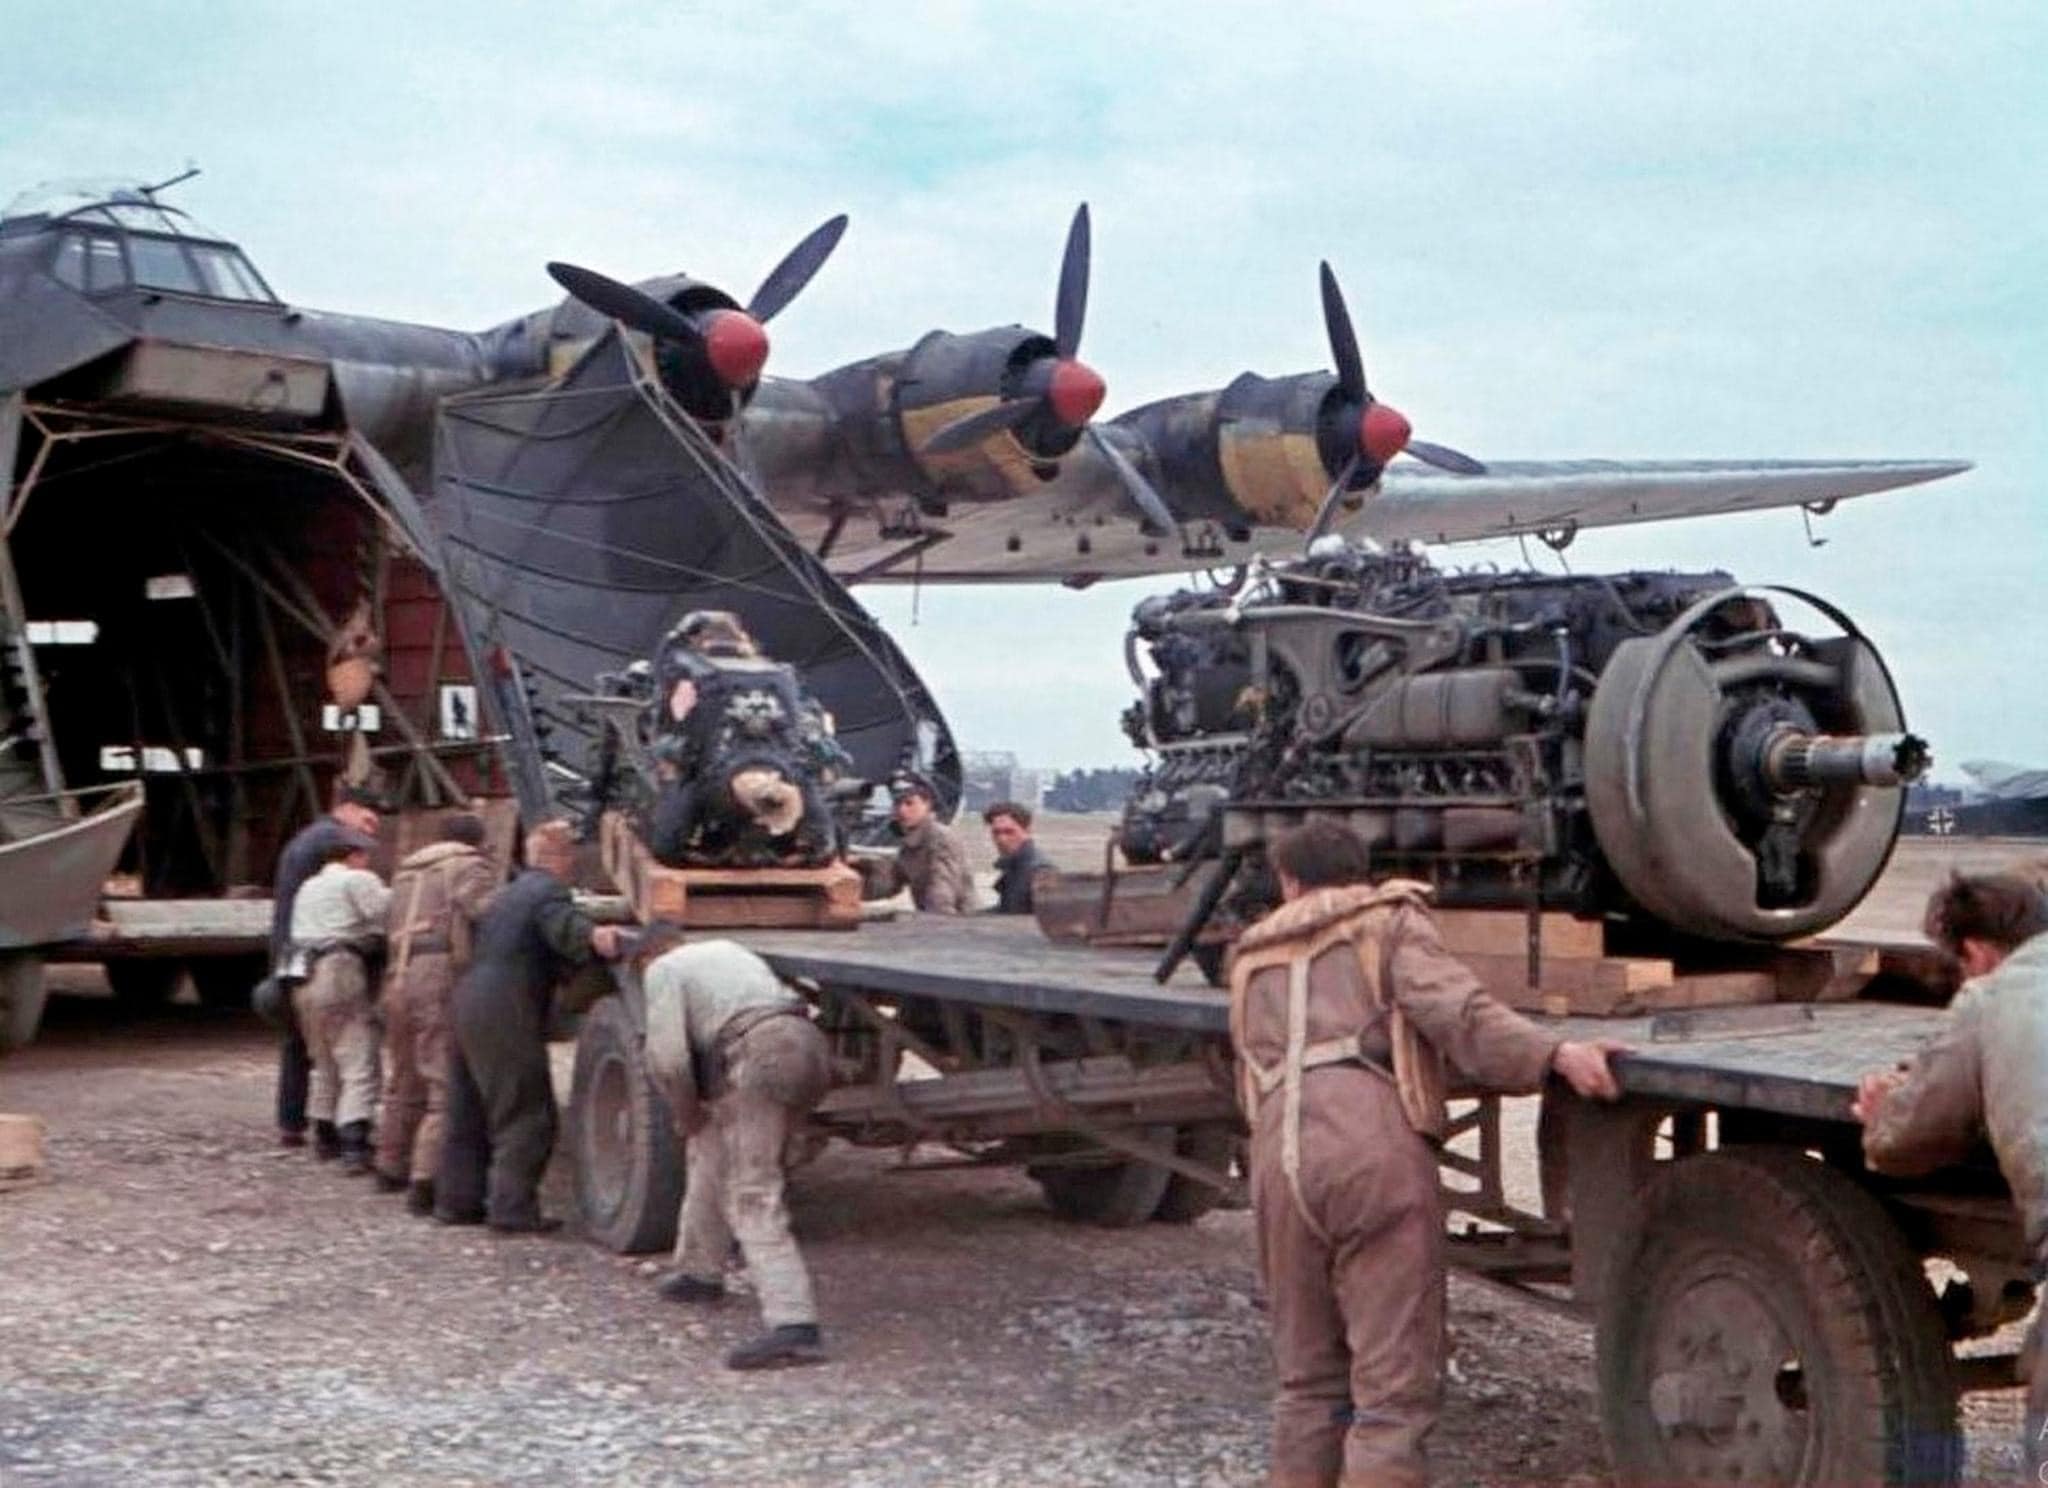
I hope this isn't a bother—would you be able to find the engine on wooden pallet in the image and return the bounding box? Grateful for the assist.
[574,611,860,868]
[1120,539,1930,950]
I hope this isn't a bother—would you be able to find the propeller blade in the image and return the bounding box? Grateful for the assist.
[1086,425,1179,537]
[922,398,1041,455]
[1307,455,1364,544]
[1404,439,1488,476]
[1318,260,1368,403]
[747,213,850,324]
[1054,203,1091,360]
[546,262,701,343]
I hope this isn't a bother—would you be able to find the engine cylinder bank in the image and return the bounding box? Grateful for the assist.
[1119,549,1928,944]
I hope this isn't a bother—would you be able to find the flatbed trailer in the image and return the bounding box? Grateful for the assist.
[567,913,2027,1485]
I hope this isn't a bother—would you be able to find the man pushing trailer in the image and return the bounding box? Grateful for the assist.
[633,925,835,1371]
[437,820,625,1233]
[1855,873,2048,1477]
[1229,820,1626,1488]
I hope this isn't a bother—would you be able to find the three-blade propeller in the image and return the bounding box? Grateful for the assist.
[921,204,1108,456]
[546,214,849,393]
[921,205,1179,536]
[1307,260,1485,542]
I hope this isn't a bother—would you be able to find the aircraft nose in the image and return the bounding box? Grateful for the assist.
[704,310,770,387]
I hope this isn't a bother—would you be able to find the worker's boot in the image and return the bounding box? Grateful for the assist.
[373,1170,408,1194]
[311,1120,341,1161]
[337,1121,373,1175]
[725,1323,826,1371]
[406,1179,435,1217]
[657,1272,726,1305]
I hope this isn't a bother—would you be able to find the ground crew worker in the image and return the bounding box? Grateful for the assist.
[859,772,974,913]
[437,819,623,1233]
[285,830,391,1173]
[1854,873,2048,1475]
[983,800,1049,915]
[1228,819,1624,1488]
[635,926,835,1370]
[268,784,381,1147]
[372,812,498,1215]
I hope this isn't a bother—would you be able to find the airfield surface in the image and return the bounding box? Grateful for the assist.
[0,828,2040,1485]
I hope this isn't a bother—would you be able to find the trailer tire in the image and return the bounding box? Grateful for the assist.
[1032,1126,1176,1228]
[104,959,181,1010]
[1152,1123,1237,1224]
[569,995,685,1255]
[1597,1148,1959,1486]
[1,953,47,1051]
[189,955,268,1012]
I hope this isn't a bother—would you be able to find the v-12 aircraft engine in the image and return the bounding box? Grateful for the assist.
[1119,540,1928,947]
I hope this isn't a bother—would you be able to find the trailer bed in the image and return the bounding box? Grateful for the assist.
[735,914,1949,1122]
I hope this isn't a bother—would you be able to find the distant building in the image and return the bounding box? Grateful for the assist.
[960,751,1044,814]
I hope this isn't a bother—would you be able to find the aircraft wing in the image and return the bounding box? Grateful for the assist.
[1959,760,2048,803]
[798,452,1970,585]
[1356,457,1971,547]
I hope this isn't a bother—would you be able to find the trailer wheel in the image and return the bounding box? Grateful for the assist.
[0,953,47,1051]
[1032,1126,1176,1227]
[188,955,268,1011]
[569,995,685,1255]
[1598,1148,1959,1486]
[1152,1124,1238,1224]
[104,959,181,1010]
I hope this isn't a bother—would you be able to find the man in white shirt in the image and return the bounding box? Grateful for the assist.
[287,831,392,1172]
[636,927,834,1370]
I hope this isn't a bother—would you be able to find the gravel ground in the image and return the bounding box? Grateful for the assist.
[7,833,2043,1485]
[2,999,1611,1487]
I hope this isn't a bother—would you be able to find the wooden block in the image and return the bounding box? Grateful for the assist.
[598,812,861,930]
[1435,909,1606,962]
[1468,952,1673,1017]
[1031,865,1209,945]
[0,1114,46,1185]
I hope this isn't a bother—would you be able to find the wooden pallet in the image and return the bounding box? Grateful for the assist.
[598,811,862,931]
[1437,909,1879,1017]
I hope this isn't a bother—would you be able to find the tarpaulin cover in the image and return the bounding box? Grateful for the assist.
[430,329,959,818]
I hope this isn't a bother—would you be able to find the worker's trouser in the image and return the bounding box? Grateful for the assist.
[439,1010,554,1227]
[1253,1065,1443,1488]
[292,952,379,1130]
[674,1017,830,1328]
[374,952,456,1184]
[2025,1302,2048,1479]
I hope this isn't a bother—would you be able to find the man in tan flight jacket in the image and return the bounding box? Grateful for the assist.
[373,812,499,1214]
[1229,819,1625,1488]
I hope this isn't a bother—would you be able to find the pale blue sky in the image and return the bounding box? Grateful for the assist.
[3,1,2041,770]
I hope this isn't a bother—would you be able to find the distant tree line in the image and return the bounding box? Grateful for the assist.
[1043,767,1142,813]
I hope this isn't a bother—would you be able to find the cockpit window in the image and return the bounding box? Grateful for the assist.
[50,234,86,289]
[127,235,204,295]
[188,242,274,302]
[82,234,127,293]
[48,226,276,303]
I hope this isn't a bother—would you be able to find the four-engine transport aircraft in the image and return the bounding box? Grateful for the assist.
[0,176,1971,895]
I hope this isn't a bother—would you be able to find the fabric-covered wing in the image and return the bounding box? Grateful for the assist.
[430,327,960,819]
[1360,458,1970,547]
